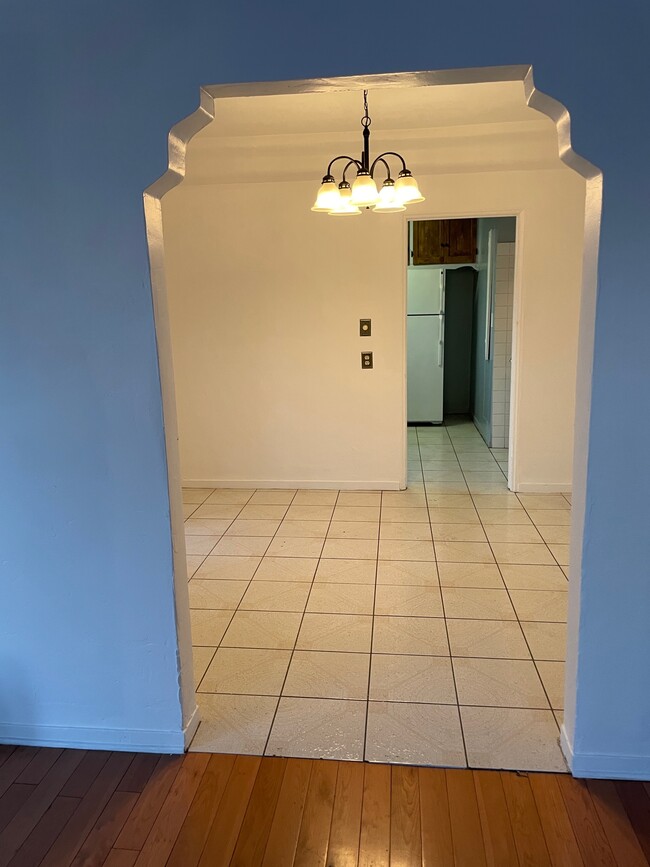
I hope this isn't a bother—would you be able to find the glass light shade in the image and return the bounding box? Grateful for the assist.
[350,172,379,206]
[328,183,361,215]
[394,172,425,204]
[373,180,406,213]
[311,179,341,212]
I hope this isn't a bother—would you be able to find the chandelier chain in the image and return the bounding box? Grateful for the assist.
[361,89,371,128]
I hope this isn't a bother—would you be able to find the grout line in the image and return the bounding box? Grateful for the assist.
[362,482,383,761]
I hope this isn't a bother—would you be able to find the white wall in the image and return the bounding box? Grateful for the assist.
[493,241,515,449]
[163,166,586,491]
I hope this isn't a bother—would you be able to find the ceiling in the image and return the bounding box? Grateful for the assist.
[182,78,563,184]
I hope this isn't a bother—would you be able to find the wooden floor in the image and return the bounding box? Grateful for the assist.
[0,745,649,866]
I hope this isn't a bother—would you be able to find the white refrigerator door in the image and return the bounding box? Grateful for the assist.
[407,314,444,423]
[407,266,445,314]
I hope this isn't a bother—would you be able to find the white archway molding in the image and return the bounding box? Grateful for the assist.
[145,67,601,769]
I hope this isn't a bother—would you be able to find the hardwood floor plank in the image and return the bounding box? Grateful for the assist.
[294,760,338,867]
[447,768,487,867]
[358,764,391,867]
[70,790,138,867]
[529,773,584,866]
[198,754,261,867]
[0,748,85,866]
[0,786,34,835]
[61,752,112,799]
[391,765,422,866]
[0,747,16,770]
[16,748,63,785]
[327,762,364,867]
[166,754,235,867]
[103,851,139,867]
[473,770,518,866]
[419,767,454,867]
[40,751,134,867]
[587,780,648,867]
[113,754,183,851]
[0,748,39,799]
[616,781,650,863]
[8,796,80,867]
[134,753,209,867]
[501,772,551,867]
[261,758,312,867]
[117,755,161,795]
[230,757,287,867]
[557,775,617,867]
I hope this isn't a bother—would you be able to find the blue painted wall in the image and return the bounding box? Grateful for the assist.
[1,0,649,769]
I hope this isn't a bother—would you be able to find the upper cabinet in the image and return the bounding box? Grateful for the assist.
[412,219,477,265]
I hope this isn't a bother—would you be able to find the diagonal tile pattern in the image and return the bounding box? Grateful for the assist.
[184,419,571,772]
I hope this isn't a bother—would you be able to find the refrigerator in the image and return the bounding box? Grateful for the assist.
[407,265,445,424]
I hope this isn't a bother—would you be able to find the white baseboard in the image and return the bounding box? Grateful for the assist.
[515,482,572,493]
[0,720,189,754]
[183,478,403,491]
[561,724,650,780]
[183,703,200,749]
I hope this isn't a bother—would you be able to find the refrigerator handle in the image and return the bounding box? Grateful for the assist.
[485,229,495,361]
[440,270,446,314]
[437,336,444,367]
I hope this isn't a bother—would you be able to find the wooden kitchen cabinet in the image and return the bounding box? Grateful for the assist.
[412,218,477,265]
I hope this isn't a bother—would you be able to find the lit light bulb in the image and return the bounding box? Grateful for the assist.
[311,176,341,212]
[394,170,425,204]
[350,172,379,207]
[373,178,406,213]
[328,182,361,216]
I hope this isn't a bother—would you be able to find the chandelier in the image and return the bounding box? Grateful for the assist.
[312,90,425,216]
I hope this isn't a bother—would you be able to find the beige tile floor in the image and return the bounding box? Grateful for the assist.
[184,418,571,772]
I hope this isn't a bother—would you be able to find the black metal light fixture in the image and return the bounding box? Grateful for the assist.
[312,90,425,216]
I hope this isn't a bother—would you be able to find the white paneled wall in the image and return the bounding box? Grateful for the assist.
[492,242,515,448]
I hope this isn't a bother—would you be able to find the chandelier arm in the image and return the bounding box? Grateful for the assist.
[326,155,363,177]
[370,157,392,180]
[341,159,361,183]
[370,151,408,176]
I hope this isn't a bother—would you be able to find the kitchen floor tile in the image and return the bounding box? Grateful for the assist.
[376,560,439,586]
[189,579,248,610]
[381,492,427,507]
[527,509,571,526]
[332,505,381,522]
[276,519,330,538]
[238,504,289,520]
[437,562,504,588]
[378,539,435,561]
[292,490,339,505]
[520,622,567,661]
[186,555,206,578]
[453,658,548,708]
[442,588,516,620]
[374,585,443,617]
[483,524,543,543]
[239,580,310,612]
[285,504,335,521]
[190,609,234,646]
[500,564,568,591]
[381,506,430,523]
[518,494,570,510]
[435,541,495,563]
[548,544,570,566]
[200,647,291,695]
[336,491,381,506]
[370,654,456,703]
[192,646,216,687]
[192,504,243,519]
[211,536,272,557]
[225,519,282,537]
[221,610,302,649]
[328,521,379,539]
[372,616,449,656]
[510,590,568,622]
[266,697,366,761]
[296,613,373,653]
[266,537,325,558]
[185,536,221,556]
[431,523,487,542]
[365,702,465,766]
[194,555,262,581]
[537,525,571,545]
[283,650,370,700]
[183,488,213,504]
[248,490,296,505]
[428,508,480,524]
[205,489,255,505]
[252,557,318,582]
[189,693,278,755]
[379,522,432,541]
[460,707,567,771]
[491,542,557,566]
[321,538,378,560]
[315,558,377,584]
[306,582,375,615]
[447,619,530,659]
[476,509,532,525]
[536,660,565,709]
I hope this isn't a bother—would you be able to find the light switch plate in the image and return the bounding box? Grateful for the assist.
[361,352,373,369]
[360,319,372,336]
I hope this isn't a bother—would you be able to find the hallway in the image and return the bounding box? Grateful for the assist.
[185,419,570,771]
